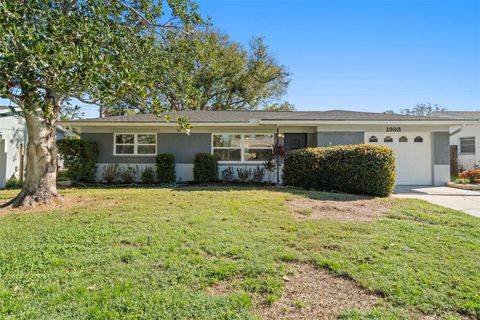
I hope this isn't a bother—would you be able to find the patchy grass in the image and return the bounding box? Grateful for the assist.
[0,186,478,319]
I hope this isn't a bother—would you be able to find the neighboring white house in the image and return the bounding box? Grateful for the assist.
[432,111,480,170]
[0,106,76,188]
[0,108,27,188]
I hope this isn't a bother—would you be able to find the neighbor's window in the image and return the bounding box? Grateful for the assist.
[212,134,274,162]
[114,133,156,155]
[460,137,475,154]
[369,136,378,143]
[384,136,393,143]
[414,136,423,143]
[399,136,408,143]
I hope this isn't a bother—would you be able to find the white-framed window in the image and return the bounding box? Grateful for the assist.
[460,137,475,154]
[212,133,274,162]
[114,133,157,156]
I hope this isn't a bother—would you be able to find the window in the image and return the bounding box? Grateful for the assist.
[213,134,274,162]
[384,136,393,143]
[114,133,156,155]
[369,136,378,143]
[460,137,476,154]
[414,136,423,143]
[399,136,408,143]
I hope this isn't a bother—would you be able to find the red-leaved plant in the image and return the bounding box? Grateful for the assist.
[459,170,480,184]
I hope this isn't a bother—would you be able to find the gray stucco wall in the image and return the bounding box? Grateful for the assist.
[158,133,211,163]
[433,132,450,165]
[316,132,364,147]
[81,132,211,164]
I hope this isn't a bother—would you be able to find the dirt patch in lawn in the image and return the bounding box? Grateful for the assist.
[288,196,391,222]
[205,278,241,296]
[256,263,379,320]
[0,194,122,215]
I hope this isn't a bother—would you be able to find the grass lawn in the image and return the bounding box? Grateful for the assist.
[0,187,478,319]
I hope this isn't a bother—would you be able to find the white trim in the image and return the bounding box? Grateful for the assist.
[211,133,274,164]
[113,132,157,156]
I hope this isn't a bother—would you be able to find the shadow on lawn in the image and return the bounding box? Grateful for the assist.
[173,184,371,202]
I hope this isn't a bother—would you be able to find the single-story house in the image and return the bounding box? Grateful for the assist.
[0,106,76,188]
[63,110,475,186]
[431,111,480,170]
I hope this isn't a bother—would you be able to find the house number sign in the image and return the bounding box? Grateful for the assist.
[386,127,401,132]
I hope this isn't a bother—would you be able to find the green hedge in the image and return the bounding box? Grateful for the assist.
[156,153,176,183]
[193,153,218,182]
[58,138,98,182]
[283,144,396,197]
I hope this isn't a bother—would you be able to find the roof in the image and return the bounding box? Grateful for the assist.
[430,111,480,120]
[65,110,475,124]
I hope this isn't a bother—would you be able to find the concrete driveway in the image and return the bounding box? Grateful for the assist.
[393,186,480,217]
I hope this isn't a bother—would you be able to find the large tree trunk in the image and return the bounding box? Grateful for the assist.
[10,111,61,207]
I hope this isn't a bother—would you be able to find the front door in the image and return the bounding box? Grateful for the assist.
[284,133,307,152]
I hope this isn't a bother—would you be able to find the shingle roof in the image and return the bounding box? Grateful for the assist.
[430,111,480,120]
[67,110,472,123]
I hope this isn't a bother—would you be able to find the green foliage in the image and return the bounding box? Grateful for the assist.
[252,166,265,182]
[120,166,137,184]
[236,167,252,182]
[102,30,290,114]
[5,175,22,189]
[193,153,218,182]
[57,139,98,182]
[156,153,176,183]
[102,164,120,184]
[141,167,156,184]
[263,102,295,111]
[385,103,446,116]
[1,0,202,116]
[221,166,235,182]
[283,144,396,197]
[56,170,70,182]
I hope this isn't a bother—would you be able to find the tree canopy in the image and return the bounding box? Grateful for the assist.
[102,30,291,116]
[385,103,446,116]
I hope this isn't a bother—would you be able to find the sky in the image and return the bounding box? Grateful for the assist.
[2,0,479,117]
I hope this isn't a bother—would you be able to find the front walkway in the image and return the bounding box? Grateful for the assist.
[393,186,480,218]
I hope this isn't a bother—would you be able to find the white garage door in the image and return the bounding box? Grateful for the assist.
[365,132,432,185]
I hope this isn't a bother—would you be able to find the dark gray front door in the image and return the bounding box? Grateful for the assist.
[284,133,307,152]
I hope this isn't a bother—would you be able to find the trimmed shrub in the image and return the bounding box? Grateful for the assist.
[58,138,98,182]
[156,153,176,183]
[459,169,480,184]
[283,144,396,197]
[141,167,156,184]
[193,153,218,182]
